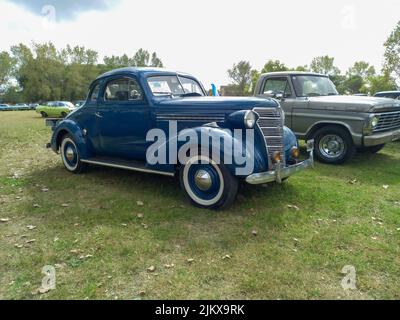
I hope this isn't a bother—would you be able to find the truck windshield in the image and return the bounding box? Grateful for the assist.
[147,75,205,97]
[291,75,338,97]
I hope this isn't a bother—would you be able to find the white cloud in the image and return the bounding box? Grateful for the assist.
[0,0,399,89]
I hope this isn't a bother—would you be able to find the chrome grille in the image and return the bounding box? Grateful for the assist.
[374,111,400,133]
[253,107,285,169]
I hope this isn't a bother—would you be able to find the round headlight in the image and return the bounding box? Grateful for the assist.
[244,111,257,129]
[370,115,379,128]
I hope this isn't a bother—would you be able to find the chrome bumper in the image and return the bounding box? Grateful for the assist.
[246,140,315,185]
[364,128,400,146]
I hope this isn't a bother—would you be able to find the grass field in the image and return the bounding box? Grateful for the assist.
[0,111,399,300]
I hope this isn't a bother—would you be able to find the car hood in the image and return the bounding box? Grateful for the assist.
[308,95,400,113]
[155,96,278,111]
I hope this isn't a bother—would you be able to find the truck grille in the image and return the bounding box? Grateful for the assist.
[253,107,285,169]
[374,111,400,133]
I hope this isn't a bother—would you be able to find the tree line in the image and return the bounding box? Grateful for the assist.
[1,20,400,103]
[226,21,400,96]
[0,43,163,103]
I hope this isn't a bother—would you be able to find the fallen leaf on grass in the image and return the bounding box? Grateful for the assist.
[141,223,148,229]
[137,213,144,219]
[252,230,258,236]
[137,201,144,206]
[371,237,378,240]
[186,258,195,264]
[41,188,49,192]
[121,223,128,227]
[383,185,389,190]
[33,204,41,208]
[147,266,156,273]
[222,255,232,260]
[348,179,358,185]
[293,238,300,243]
[164,264,175,269]
[0,218,10,223]
[25,239,36,244]
[287,205,300,211]
[138,291,146,296]
[14,244,23,249]
[26,225,36,230]
[79,254,93,260]
[61,203,70,207]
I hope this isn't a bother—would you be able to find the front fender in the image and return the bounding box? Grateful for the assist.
[147,126,268,177]
[51,120,92,159]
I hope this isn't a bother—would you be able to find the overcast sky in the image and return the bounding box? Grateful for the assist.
[1,0,399,89]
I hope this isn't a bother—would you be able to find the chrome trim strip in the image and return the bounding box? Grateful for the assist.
[80,159,175,177]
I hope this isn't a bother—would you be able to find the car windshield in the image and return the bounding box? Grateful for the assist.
[291,75,338,97]
[147,75,205,97]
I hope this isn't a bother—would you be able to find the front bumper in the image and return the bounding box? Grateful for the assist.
[246,140,314,185]
[364,128,400,146]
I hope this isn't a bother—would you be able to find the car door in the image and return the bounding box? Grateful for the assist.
[96,76,151,160]
[257,76,295,128]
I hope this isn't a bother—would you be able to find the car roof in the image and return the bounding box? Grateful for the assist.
[260,71,328,77]
[96,67,195,81]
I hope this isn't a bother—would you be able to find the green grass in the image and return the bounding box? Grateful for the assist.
[0,111,399,300]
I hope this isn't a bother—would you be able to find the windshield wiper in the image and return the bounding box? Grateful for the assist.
[179,92,203,97]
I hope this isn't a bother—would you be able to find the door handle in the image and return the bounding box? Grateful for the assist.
[95,112,103,118]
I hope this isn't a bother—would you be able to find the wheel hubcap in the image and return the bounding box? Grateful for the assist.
[319,134,345,158]
[194,169,212,191]
[66,147,75,162]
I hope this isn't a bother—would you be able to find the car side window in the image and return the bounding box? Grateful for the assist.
[104,78,143,102]
[89,84,100,102]
[263,78,292,97]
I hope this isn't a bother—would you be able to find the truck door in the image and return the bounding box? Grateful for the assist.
[256,76,295,128]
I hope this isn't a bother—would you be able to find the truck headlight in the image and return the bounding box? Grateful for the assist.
[244,111,257,129]
[370,115,379,128]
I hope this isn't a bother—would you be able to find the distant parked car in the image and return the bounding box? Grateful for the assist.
[29,103,39,110]
[74,100,86,108]
[36,101,75,118]
[374,91,400,100]
[14,103,30,111]
[0,104,11,111]
[353,93,368,97]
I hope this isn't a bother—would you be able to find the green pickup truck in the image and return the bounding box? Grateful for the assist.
[255,72,400,164]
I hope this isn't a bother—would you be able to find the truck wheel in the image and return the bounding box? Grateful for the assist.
[313,126,355,164]
[357,144,385,154]
[60,134,87,174]
[41,112,48,118]
[179,153,238,210]
[61,112,67,118]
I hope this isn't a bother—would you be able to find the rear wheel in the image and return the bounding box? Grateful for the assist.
[313,126,355,164]
[60,134,87,174]
[41,112,48,118]
[179,153,238,210]
[61,112,67,118]
[357,144,385,154]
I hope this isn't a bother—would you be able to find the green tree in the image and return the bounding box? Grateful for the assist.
[261,60,288,74]
[227,61,254,95]
[0,51,14,89]
[366,72,397,95]
[347,61,375,78]
[384,21,400,84]
[310,55,340,75]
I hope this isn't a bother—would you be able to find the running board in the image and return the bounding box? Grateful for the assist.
[81,157,175,177]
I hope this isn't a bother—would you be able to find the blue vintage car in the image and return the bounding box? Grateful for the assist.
[47,68,314,209]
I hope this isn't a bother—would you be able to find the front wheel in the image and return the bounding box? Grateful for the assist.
[179,154,238,210]
[313,126,355,164]
[41,112,48,118]
[60,134,87,174]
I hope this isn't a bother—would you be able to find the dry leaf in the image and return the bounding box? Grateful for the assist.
[137,213,144,219]
[287,205,300,211]
[38,287,51,294]
[137,201,144,206]
[141,223,148,229]
[61,203,70,207]
[187,258,195,264]
[41,188,49,192]
[222,255,232,260]
[33,204,41,208]
[383,185,389,190]
[164,264,175,269]
[0,218,10,223]
[15,244,23,249]
[138,291,146,296]
[121,223,128,227]
[147,266,156,273]
[293,238,300,242]
[26,225,36,230]
[348,179,358,185]
[26,239,36,244]
[252,230,258,236]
